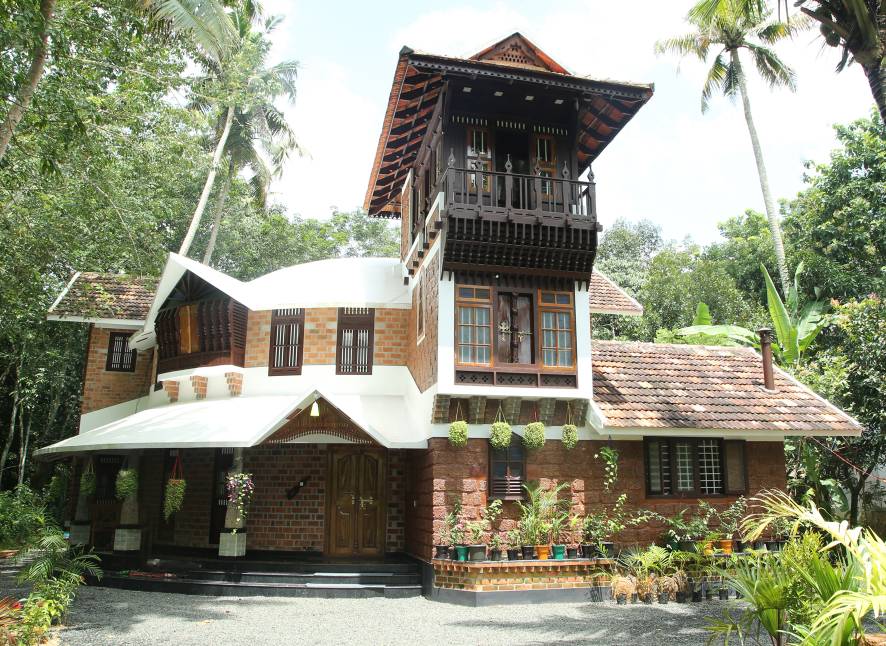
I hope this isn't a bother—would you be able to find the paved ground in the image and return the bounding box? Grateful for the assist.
[50,587,734,646]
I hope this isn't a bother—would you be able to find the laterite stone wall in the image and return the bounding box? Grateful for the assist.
[80,326,154,414]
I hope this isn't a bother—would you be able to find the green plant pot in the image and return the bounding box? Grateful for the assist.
[454,545,469,562]
[552,544,566,560]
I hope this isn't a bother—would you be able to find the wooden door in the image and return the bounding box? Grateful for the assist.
[495,292,534,365]
[327,448,385,557]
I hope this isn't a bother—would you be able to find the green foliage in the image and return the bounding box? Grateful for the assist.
[464,499,502,545]
[594,446,619,491]
[0,487,46,549]
[560,424,578,451]
[784,113,886,302]
[115,468,139,501]
[522,422,545,450]
[163,478,187,521]
[448,420,468,448]
[705,209,778,301]
[657,502,717,545]
[489,421,512,450]
[79,470,96,498]
[516,481,571,545]
[438,499,462,546]
[580,493,651,547]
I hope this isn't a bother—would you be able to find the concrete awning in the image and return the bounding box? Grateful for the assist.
[36,390,427,458]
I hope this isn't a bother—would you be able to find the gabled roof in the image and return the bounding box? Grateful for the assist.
[591,341,861,435]
[588,270,643,315]
[48,272,157,327]
[364,34,654,217]
[470,32,570,75]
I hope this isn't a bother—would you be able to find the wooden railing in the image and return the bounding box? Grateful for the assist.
[441,164,596,222]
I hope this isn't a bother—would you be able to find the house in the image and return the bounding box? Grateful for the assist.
[38,33,860,604]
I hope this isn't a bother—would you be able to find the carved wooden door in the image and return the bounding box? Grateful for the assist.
[495,292,534,365]
[328,449,385,557]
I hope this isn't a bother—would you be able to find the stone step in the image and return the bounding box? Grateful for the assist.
[186,570,422,586]
[98,573,422,598]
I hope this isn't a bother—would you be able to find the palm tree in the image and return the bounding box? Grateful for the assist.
[197,16,301,264]
[656,0,806,294]
[0,0,236,165]
[178,12,300,260]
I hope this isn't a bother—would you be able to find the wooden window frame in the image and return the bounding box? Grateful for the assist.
[644,437,747,499]
[105,331,137,372]
[537,290,576,371]
[533,134,557,195]
[455,285,494,367]
[268,308,304,376]
[489,442,527,501]
[416,275,425,343]
[336,308,375,375]
[466,127,493,192]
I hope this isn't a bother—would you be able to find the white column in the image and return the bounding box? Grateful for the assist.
[219,448,246,557]
[113,453,142,552]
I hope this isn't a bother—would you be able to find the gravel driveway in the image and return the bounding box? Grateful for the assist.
[54,587,731,645]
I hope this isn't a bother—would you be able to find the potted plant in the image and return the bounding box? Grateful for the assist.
[566,515,581,559]
[436,499,460,559]
[765,516,792,551]
[561,423,578,451]
[522,421,546,450]
[79,460,96,498]
[610,574,636,605]
[115,467,139,501]
[225,472,254,534]
[581,494,650,558]
[465,499,502,561]
[489,408,512,450]
[594,445,619,491]
[449,419,468,448]
[550,508,571,560]
[163,454,186,521]
[450,520,468,562]
[622,546,671,605]
[488,533,503,561]
[505,528,521,561]
[716,497,747,553]
[658,503,716,552]
[516,481,570,561]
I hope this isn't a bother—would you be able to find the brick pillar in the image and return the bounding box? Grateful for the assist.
[69,457,91,546]
[113,454,142,552]
[219,448,247,557]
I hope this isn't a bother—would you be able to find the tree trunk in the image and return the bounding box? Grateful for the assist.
[0,0,56,164]
[17,412,32,487]
[0,360,22,491]
[848,475,867,527]
[202,154,235,264]
[731,50,791,295]
[864,59,886,124]
[178,105,234,258]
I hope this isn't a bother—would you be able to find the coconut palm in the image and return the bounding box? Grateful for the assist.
[0,0,236,165]
[196,15,301,264]
[656,0,807,294]
[178,11,300,260]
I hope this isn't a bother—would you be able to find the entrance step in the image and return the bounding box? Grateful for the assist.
[187,570,421,586]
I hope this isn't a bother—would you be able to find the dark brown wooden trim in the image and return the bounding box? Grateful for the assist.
[335,308,375,376]
[488,441,526,501]
[105,330,137,372]
[268,308,305,376]
[643,437,745,499]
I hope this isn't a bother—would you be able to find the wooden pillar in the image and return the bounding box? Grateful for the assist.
[113,453,142,552]
[219,447,247,557]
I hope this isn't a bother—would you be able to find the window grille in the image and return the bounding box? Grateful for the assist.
[337,308,374,375]
[269,308,304,375]
[106,331,137,372]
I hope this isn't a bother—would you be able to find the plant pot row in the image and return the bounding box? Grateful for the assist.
[615,588,736,605]
[435,542,615,562]
[676,538,787,554]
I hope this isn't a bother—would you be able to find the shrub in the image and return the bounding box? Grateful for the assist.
[561,424,578,450]
[0,487,47,549]
[79,470,96,497]
[115,468,138,501]
[448,420,468,448]
[523,422,546,450]
[489,421,512,449]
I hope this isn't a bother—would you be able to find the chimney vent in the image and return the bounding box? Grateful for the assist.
[757,328,776,391]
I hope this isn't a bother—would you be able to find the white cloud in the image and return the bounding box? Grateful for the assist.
[265,0,875,244]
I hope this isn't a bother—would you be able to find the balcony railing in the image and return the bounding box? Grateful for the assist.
[442,164,596,222]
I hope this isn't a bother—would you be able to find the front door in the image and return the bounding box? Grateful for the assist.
[327,448,385,557]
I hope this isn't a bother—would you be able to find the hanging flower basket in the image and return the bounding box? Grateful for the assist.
[163,454,186,521]
[448,402,468,448]
[226,472,254,534]
[561,424,578,451]
[116,467,139,501]
[523,421,546,450]
[80,460,96,497]
[489,406,512,450]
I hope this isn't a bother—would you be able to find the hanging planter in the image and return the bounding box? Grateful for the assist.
[561,403,578,450]
[489,406,512,450]
[115,467,139,501]
[79,459,96,497]
[523,422,546,450]
[163,454,187,521]
[448,401,468,448]
[226,472,254,534]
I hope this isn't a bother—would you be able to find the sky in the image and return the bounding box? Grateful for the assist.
[261,0,873,245]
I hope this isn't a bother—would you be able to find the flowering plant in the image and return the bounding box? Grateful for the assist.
[225,472,254,534]
[595,446,619,491]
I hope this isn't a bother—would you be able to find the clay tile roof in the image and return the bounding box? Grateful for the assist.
[592,341,861,434]
[48,272,157,324]
[589,271,643,315]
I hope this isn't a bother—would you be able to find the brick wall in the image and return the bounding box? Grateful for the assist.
[374,309,409,366]
[302,308,338,365]
[244,310,272,368]
[406,249,440,391]
[404,438,787,561]
[81,326,154,414]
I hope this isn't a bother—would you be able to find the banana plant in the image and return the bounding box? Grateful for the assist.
[677,263,830,365]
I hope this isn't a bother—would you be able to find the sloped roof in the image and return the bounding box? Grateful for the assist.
[470,32,570,74]
[591,341,861,434]
[48,272,157,325]
[589,271,643,315]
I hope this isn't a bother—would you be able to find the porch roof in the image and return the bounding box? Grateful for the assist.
[35,390,427,458]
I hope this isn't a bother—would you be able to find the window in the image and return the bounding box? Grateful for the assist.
[466,127,492,192]
[337,308,374,375]
[269,308,304,375]
[106,331,137,372]
[538,291,574,369]
[490,443,525,500]
[94,455,123,503]
[456,286,492,366]
[645,438,747,497]
[533,134,557,195]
